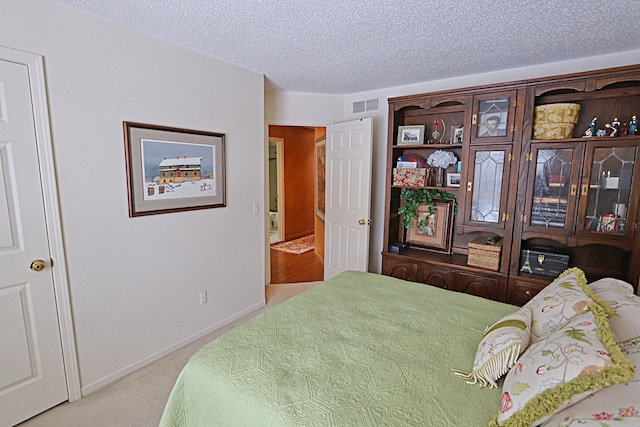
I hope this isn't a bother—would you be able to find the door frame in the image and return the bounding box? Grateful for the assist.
[268,137,285,243]
[265,120,333,285]
[1,46,81,401]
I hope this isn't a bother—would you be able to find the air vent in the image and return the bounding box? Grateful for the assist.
[352,98,380,114]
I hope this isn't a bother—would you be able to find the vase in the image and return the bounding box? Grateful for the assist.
[435,167,444,187]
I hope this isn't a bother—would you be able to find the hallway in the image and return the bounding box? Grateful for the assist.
[270,247,323,284]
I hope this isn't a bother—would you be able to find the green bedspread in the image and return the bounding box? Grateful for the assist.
[160,271,517,426]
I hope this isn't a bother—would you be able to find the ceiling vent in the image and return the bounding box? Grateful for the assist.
[352,98,379,114]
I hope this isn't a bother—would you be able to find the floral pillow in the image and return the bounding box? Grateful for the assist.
[588,277,640,344]
[523,267,613,343]
[453,307,532,388]
[490,303,635,427]
[540,337,640,426]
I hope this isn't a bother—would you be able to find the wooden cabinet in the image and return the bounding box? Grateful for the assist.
[382,65,640,304]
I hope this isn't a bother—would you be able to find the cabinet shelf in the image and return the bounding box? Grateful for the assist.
[393,143,463,150]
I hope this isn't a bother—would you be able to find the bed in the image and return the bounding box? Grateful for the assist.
[160,270,639,427]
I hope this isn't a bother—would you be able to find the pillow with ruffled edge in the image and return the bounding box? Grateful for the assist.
[540,336,640,426]
[588,277,640,344]
[490,303,635,427]
[523,267,613,343]
[453,306,532,389]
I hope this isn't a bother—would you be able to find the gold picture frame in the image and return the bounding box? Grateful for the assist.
[397,125,425,145]
[403,200,454,253]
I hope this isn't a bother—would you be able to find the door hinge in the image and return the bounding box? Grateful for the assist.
[508,153,514,162]
[521,214,527,223]
[502,213,509,222]
[526,153,533,162]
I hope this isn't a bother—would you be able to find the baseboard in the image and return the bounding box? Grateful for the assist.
[80,300,266,396]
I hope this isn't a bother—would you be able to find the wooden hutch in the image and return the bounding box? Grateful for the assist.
[382,64,640,305]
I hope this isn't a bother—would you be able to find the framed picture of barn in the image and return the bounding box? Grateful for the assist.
[123,122,226,217]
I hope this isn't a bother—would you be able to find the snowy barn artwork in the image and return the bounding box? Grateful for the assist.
[124,121,225,217]
[141,139,216,201]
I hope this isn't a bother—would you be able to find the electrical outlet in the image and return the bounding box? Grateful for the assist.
[199,290,207,306]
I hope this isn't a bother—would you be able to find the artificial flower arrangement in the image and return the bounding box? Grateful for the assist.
[427,150,458,169]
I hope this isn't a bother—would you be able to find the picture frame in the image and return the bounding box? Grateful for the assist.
[447,172,461,188]
[403,199,454,253]
[315,136,326,222]
[450,126,463,144]
[123,122,226,217]
[397,125,425,145]
[476,98,509,138]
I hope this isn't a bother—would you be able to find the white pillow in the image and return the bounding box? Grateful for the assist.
[588,277,640,344]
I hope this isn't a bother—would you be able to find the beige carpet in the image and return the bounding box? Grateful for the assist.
[18,281,321,427]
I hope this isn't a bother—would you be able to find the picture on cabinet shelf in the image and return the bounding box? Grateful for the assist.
[477,98,509,138]
[397,125,425,145]
[451,126,463,144]
[403,200,454,253]
[447,173,461,187]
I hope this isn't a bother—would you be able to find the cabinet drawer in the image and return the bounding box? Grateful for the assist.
[418,264,455,291]
[382,257,418,282]
[507,279,547,306]
[456,272,502,301]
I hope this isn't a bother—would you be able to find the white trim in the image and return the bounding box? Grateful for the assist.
[81,300,265,395]
[268,138,285,244]
[0,45,81,401]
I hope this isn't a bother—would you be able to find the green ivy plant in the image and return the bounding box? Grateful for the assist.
[398,188,457,231]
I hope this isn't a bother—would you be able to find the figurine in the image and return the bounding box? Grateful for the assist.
[630,115,638,135]
[610,117,620,137]
[584,117,597,137]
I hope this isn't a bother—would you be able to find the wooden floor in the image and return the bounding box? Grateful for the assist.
[270,247,324,284]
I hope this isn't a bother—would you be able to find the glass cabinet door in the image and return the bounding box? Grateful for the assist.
[578,142,638,237]
[470,90,518,143]
[524,144,583,233]
[465,146,512,228]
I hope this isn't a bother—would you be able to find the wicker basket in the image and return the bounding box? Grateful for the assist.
[468,236,503,271]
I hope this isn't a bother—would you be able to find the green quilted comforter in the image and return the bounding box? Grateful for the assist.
[160,271,517,426]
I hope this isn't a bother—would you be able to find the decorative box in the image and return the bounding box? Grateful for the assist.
[519,247,570,277]
[533,103,581,140]
[393,168,426,187]
[468,236,503,271]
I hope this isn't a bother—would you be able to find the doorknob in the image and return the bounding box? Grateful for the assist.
[30,259,46,272]
[358,219,371,225]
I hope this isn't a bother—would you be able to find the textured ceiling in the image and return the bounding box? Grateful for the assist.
[51,0,640,94]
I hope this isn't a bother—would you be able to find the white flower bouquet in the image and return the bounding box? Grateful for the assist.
[427,150,457,169]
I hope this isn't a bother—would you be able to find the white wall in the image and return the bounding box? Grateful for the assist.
[1,0,265,394]
[342,50,640,274]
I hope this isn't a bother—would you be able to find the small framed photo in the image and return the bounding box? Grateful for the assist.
[124,122,226,217]
[397,125,425,145]
[447,172,461,188]
[402,199,454,253]
[450,126,463,144]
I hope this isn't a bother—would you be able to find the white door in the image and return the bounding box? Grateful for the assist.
[0,58,68,425]
[324,118,373,280]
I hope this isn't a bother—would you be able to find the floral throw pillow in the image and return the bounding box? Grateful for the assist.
[453,307,532,388]
[540,337,640,426]
[588,277,640,344]
[490,303,635,427]
[523,267,613,343]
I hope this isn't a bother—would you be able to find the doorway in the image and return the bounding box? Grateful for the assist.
[268,125,325,284]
